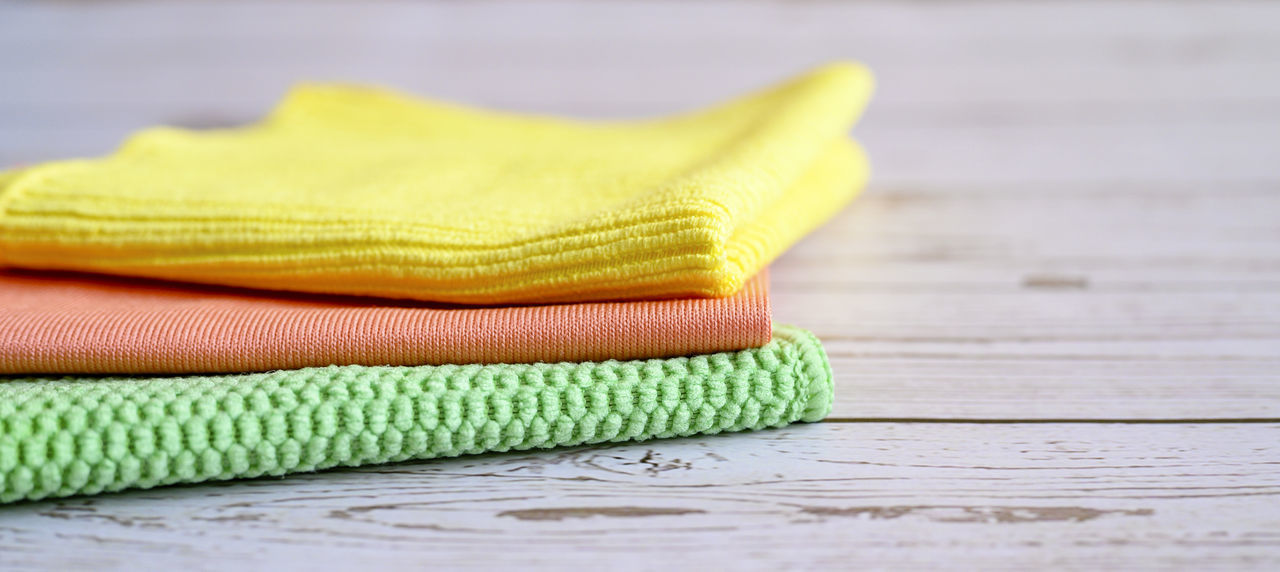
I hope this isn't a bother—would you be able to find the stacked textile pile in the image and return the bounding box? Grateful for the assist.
[0,63,873,503]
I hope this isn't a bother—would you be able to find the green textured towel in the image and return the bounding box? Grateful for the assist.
[0,326,832,503]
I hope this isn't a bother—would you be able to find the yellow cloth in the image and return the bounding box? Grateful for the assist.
[0,63,872,304]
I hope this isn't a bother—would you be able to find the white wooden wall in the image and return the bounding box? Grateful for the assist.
[1,1,1278,569]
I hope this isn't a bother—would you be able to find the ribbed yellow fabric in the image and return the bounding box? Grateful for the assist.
[0,63,872,304]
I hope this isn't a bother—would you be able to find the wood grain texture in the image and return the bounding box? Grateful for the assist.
[1,0,1278,568]
[774,186,1280,419]
[2,423,1278,570]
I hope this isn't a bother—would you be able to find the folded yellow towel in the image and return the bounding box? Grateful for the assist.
[0,63,872,304]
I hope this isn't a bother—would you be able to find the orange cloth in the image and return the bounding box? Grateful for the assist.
[0,270,771,375]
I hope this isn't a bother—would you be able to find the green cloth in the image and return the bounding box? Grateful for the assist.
[0,326,832,503]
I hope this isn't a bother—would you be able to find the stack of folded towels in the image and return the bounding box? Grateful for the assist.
[0,63,873,503]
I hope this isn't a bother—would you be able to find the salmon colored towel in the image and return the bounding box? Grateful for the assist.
[0,270,770,375]
[0,63,871,304]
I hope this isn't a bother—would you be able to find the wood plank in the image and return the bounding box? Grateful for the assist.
[773,187,1280,418]
[784,184,1280,264]
[824,353,1280,419]
[1,422,1277,569]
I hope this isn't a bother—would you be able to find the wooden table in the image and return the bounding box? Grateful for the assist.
[2,1,1278,568]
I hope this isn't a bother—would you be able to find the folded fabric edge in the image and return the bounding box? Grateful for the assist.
[785,327,835,423]
[0,144,862,305]
[0,325,833,503]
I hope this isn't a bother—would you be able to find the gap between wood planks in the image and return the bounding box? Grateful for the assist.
[821,417,1280,424]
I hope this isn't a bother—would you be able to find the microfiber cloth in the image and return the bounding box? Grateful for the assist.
[0,269,770,375]
[0,326,832,503]
[0,63,872,304]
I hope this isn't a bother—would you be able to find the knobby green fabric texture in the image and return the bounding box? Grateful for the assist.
[0,326,832,503]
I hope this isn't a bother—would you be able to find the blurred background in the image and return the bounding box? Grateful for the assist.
[3,1,1276,189]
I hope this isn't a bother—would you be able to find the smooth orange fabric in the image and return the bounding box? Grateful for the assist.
[0,270,771,375]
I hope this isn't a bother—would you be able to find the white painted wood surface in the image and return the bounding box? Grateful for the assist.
[1,0,1278,568]
[2,423,1279,569]
[781,187,1280,419]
